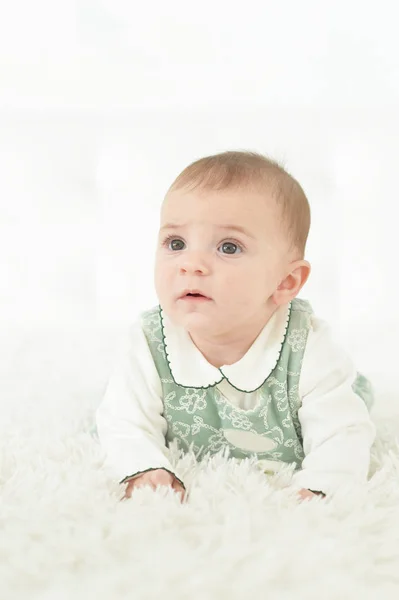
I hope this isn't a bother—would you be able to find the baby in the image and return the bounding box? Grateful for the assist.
[95,150,375,502]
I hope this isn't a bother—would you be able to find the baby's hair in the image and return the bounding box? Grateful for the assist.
[168,150,311,258]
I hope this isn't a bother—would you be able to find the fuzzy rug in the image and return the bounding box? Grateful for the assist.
[1,325,399,600]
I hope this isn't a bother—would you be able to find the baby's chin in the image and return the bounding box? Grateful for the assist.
[166,303,220,333]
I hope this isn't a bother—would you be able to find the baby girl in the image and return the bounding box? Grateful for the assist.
[95,150,375,501]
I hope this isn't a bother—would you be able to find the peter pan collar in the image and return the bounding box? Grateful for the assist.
[159,302,292,393]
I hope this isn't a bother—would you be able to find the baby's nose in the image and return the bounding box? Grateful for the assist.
[178,251,210,275]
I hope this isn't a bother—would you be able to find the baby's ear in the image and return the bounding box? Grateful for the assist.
[272,260,311,305]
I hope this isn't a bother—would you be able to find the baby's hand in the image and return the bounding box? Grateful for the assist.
[297,488,325,501]
[297,488,317,501]
[122,469,186,501]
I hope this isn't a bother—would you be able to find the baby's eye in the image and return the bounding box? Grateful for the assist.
[168,238,185,251]
[218,242,242,255]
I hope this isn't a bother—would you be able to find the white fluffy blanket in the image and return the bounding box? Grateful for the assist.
[1,326,399,599]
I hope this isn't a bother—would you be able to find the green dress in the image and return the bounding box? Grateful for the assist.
[139,298,373,471]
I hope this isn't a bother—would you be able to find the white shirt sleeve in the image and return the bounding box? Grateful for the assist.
[95,319,183,486]
[292,315,376,495]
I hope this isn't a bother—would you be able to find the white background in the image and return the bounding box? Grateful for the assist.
[0,0,398,398]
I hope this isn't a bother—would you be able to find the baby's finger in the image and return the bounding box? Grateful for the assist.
[121,481,137,499]
[172,480,186,502]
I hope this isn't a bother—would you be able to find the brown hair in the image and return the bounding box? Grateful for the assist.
[168,150,311,257]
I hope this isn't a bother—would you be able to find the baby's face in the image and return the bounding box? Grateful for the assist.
[154,186,293,337]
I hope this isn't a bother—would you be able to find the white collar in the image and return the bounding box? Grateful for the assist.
[160,302,292,392]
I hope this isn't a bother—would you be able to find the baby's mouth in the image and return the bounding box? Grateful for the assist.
[180,290,212,301]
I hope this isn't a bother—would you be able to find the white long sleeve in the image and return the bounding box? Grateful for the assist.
[96,321,182,485]
[291,315,376,495]
[96,307,376,495]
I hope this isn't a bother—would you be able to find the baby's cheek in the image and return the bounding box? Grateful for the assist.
[155,263,172,294]
[224,268,263,299]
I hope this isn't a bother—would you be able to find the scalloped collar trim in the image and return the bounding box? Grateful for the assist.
[159,302,292,392]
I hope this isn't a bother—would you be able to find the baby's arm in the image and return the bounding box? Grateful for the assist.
[96,320,185,495]
[292,316,376,496]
